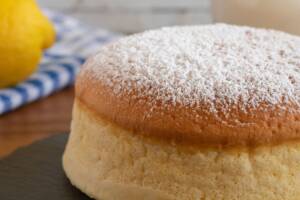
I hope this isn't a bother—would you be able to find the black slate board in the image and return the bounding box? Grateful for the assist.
[0,134,91,200]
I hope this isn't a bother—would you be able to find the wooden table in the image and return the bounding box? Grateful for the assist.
[0,87,74,158]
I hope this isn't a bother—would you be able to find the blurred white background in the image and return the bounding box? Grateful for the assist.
[37,0,212,33]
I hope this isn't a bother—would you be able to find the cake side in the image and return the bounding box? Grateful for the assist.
[63,101,300,200]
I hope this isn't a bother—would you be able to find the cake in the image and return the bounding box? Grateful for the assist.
[63,24,300,200]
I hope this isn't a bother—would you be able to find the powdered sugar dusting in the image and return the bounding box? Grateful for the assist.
[87,24,300,113]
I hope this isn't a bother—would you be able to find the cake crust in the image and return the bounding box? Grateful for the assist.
[76,24,300,146]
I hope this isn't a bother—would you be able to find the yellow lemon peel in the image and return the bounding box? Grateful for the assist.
[0,0,55,88]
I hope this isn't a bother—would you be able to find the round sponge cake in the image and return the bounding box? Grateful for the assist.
[63,24,300,200]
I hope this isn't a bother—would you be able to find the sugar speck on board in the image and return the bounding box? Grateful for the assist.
[86,24,300,113]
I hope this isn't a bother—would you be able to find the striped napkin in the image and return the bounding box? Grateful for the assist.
[0,10,120,115]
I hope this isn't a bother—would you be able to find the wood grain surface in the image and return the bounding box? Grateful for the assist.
[0,87,74,158]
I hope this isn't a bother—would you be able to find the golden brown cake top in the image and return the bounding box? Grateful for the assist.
[76,24,300,146]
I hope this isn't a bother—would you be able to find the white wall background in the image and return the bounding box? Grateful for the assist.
[38,0,212,33]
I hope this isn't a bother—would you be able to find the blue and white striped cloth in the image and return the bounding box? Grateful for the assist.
[0,10,120,115]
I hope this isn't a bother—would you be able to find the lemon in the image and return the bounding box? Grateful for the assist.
[0,0,55,88]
